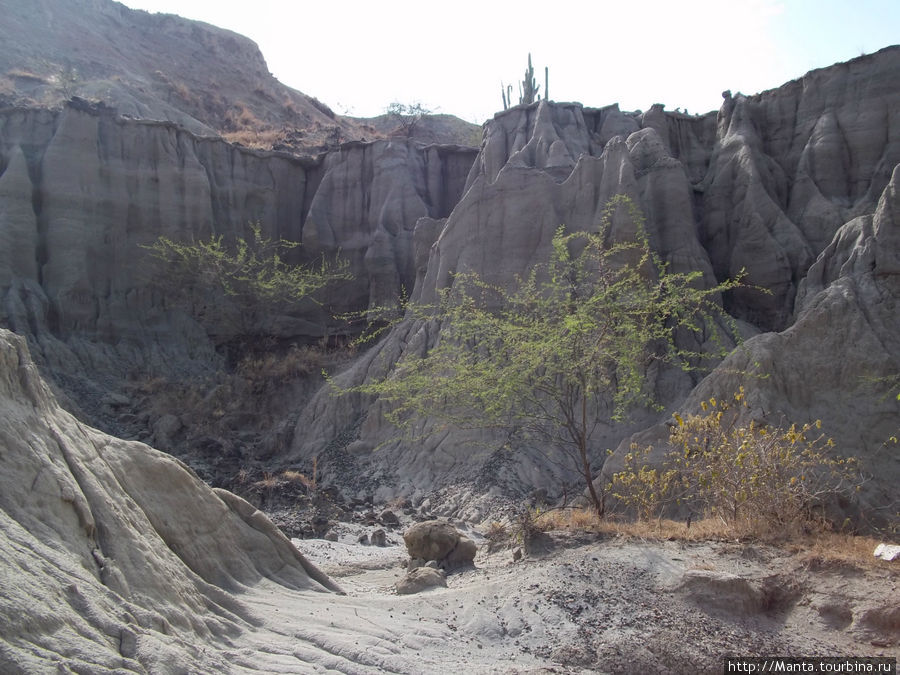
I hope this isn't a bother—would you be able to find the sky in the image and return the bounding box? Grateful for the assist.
[118,0,899,124]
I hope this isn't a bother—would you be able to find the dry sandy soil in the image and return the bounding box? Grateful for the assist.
[219,523,899,674]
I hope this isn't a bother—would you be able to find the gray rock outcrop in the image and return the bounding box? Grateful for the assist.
[0,101,476,435]
[0,328,340,671]
[403,520,477,569]
[0,14,897,526]
[395,567,447,595]
[289,47,900,521]
[0,0,355,146]
[702,51,899,331]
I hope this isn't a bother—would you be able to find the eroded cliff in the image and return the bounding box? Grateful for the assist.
[0,43,897,522]
[0,328,340,672]
[0,101,475,410]
[288,47,900,519]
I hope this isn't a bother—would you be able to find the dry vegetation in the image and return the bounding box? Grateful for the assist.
[481,389,893,569]
[607,389,867,537]
[236,344,340,386]
[137,340,353,428]
[5,68,49,83]
[498,507,895,570]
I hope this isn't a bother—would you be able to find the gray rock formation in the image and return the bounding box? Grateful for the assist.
[1,10,897,526]
[288,101,739,504]
[610,163,900,521]
[0,0,352,145]
[395,567,447,595]
[403,520,476,569]
[302,139,476,314]
[0,0,481,154]
[0,328,339,671]
[702,50,899,331]
[288,47,900,522]
[0,101,475,427]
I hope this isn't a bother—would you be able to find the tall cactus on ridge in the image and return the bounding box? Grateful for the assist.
[500,55,549,110]
[501,83,513,110]
[520,53,540,105]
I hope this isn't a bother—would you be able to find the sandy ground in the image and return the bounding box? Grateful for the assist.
[216,523,899,674]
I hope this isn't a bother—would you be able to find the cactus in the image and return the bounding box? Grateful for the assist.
[501,83,514,110]
[519,53,540,105]
[501,56,549,111]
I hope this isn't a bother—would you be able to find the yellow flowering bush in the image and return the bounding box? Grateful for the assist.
[610,388,861,534]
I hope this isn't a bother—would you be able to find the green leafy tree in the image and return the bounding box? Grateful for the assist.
[340,195,743,515]
[144,223,351,345]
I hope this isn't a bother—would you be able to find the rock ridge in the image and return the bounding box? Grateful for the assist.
[0,327,340,671]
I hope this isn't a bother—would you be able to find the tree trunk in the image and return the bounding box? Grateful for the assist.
[581,443,604,517]
[578,393,604,517]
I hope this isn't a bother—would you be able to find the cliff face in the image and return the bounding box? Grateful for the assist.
[0,0,480,153]
[302,140,477,313]
[703,50,899,331]
[0,39,897,517]
[0,102,476,382]
[288,47,900,517]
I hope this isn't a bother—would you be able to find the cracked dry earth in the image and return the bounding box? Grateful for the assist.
[229,530,899,674]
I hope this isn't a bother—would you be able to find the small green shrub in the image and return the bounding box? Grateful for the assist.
[144,222,351,341]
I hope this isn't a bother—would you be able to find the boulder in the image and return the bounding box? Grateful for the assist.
[403,520,476,569]
[395,567,446,595]
[370,528,387,547]
[445,535,477,568]
[379,508,400,526]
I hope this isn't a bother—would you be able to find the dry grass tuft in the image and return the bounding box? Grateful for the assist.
[220,101,283,149]
[598,516,734,541]
[536,509,737,541]
[534,507,896,569]
[236,345,332,383]
[281,461,316,492]
[222,127,282,149]
[789,532,896,571]
[484,520,508,542]
[6,68,48,82]
[254,472,279,489]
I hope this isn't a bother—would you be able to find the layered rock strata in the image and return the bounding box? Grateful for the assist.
[0,101,476,379]
[0,44,897,519]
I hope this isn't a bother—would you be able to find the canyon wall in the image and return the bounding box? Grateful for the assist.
[0,46,897,518]
[0,101,476,384]
[288,47,900,517]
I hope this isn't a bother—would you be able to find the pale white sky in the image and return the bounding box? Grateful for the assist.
[119,0,899,123]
